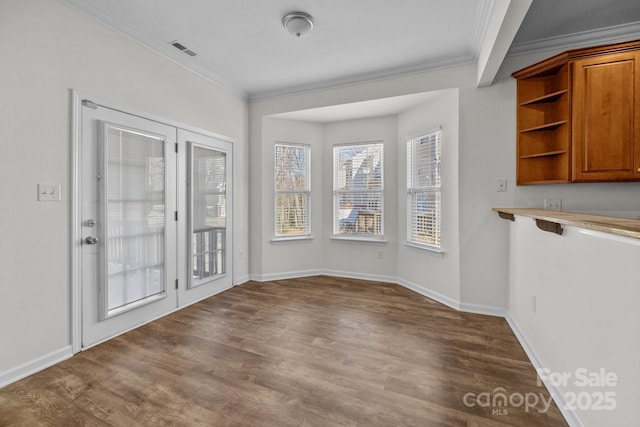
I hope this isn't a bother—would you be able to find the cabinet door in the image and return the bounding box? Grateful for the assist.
[571,51,640,181]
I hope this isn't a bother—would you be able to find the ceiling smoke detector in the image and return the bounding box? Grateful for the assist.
[282,12,314,38]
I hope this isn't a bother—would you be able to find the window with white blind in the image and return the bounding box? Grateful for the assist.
[407,129,441,249]
[274,143,311,237]
[333,142,384,238]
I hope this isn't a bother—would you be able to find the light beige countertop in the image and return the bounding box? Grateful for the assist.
[493,208,640,240]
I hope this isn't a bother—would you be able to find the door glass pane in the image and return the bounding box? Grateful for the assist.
[105,126,165,315]
[190,145,226,287]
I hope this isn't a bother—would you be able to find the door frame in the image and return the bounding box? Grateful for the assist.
[71,90,235,353]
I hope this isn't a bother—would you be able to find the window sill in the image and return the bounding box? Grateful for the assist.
[330,235,388,244]
[271,235,314,244]
[404,241,444,257]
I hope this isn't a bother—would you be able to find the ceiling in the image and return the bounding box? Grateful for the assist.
[60,0,640,100]
[272,90,446,123]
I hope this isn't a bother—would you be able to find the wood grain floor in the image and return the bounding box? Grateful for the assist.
[0,276,568,426]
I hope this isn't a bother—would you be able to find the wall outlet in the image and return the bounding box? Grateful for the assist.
[544,199,562,211]
[377,249,384,259]
[37,183,61,201]
[496,178,507,192]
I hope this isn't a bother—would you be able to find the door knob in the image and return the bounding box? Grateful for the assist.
[85,236,100,245]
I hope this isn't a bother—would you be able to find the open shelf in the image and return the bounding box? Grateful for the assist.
[517,179,571,185]
[515,59,570,184]
[520,120,567,133]
[520,89,568,106]
[520,150,567,159]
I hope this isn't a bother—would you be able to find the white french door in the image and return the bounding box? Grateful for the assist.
[177,129,233,306]
[77,97,233,349]
[80,105,177,347]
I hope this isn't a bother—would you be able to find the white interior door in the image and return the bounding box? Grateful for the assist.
[177,129,233,306]
[80,103,178,348]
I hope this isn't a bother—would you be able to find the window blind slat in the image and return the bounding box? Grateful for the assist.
[333,142,384,236]
[407,130,441,247]
[275,143,311,236]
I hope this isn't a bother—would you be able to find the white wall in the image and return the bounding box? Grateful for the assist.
[457,73,518,309]
[258,117,324,278]
[508,219,640,427]
[254,115,401,280]
[397,89,461,303]
[322,116,399,277]
[0,0,248,374]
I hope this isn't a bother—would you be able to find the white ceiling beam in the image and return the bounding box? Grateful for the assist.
[476,0,532,87]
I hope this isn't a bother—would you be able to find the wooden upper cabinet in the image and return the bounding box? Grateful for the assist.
[572,51,640,181]
[513,40,640,185]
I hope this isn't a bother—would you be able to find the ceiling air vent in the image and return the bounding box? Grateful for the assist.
[169,40,197,57]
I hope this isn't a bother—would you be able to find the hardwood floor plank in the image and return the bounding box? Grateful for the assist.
[0,277,567,426]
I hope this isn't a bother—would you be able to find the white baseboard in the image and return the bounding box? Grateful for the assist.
[249,269,325,282]
[504,315,584,427]
[249,268,460,311]
[234,274,250,285]
[248,269,507,317]
[395,277,461,311]
[0,346,73,389]
[459,302,506,317]
[322,269,398,285]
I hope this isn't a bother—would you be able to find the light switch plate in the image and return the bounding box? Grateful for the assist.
[496,178,507,192]
[38,183,61,201]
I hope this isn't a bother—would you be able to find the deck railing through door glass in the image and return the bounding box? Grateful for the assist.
[192,227,225,280]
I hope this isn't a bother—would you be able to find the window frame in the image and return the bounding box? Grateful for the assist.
[273,142,312,240]
[332,141,385,241]
[406,128,443,253]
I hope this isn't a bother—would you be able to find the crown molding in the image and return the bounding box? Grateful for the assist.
[508,20,640,57]
[56,0,248,99]
[470,0,496,59]
[249,52,475,102]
